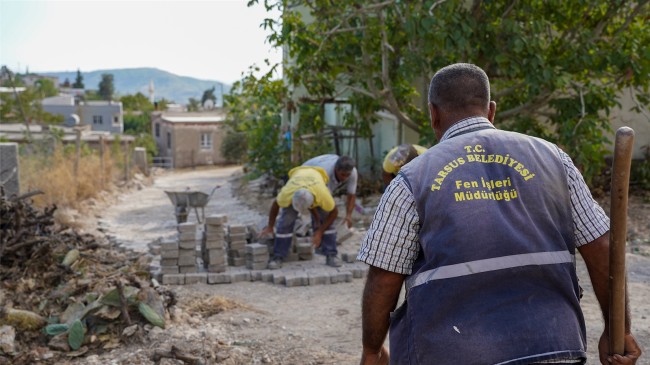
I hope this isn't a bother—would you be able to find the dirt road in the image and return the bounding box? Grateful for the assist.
[86,166,649,365]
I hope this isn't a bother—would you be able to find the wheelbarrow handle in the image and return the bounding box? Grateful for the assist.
[208,184,222,201]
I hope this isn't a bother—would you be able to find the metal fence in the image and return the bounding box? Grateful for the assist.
[152,156,173,169]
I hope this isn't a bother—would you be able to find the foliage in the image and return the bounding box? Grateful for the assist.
[123,112,151,135]
[201,86,217,107]
[72,69,84,89]
[225,65,292,179]
[134,133,159,163]
[0,72,64,126]
[98,73,115,101]
[251,0,650,187]
[121,92,154,112]
[220,130,248,164]
[34,78,59,98]
[187,97,201,112]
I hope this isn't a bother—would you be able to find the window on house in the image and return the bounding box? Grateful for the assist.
[167,132,171,149]
[155,123,160,137]
[113,115,120,125]
[93,115,103,124]
[200,133,212,150]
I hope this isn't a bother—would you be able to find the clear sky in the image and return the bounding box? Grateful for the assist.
[0,0,283,85]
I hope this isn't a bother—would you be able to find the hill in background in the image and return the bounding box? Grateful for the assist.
[42,67,232,105]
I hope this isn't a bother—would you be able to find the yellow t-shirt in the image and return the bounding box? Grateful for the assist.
[382,144,428,174]
[276,166,335,212]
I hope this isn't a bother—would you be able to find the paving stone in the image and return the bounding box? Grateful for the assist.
[228,225,247,234]
[178,240,197,250]
[246,261,268,270]
[179,265,197,273]
[162,274,185,285]
[308,271,330,285]
[336,223,353,244]
[207,273,231,284]
[205,214,228,225]
[178,248,196,257]
[207,250,226,264]
[179,230,197,241]
[231,271,251,283]
[249,270,263,281]
[261,271,274,282]
[207,264,226,273]
[160,266,179,274]
[204,240,225,250]
[161,249,179,259]
[159,239,179,251]
[272,273,286,285]
[245,243,268,254]
[228,241,247,249]
[185,273,207,284]
[340,252,357,263]
[177,256,197,266]
[160,258,178,266]
[177,222,197,232]
[336,269,353,282]
[285,272,309,287]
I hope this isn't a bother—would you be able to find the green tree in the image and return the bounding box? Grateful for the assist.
[225,65,292,179]
[121,92,154,112]
[201,86,217,108]
[72,69,84,89]
[34,78,58,98]
[252,0,650,186]
[187,97,201,112]
[98,73,115,101]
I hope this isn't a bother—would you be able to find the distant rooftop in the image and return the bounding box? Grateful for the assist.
[160,111,226,123]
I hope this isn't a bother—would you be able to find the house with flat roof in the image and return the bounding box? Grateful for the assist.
[151,111,228,168]
[41,94,124,134]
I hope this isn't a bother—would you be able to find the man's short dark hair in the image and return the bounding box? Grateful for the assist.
[428,63,491,113]
[335,155,355,173]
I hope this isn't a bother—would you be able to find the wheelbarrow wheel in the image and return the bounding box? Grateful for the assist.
[175,206,189,224]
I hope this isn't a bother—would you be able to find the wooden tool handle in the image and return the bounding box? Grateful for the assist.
[609,126,634,355]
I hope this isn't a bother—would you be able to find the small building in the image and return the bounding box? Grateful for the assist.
[0,123,134,148]
[42,94,124,134]
[151,111,228,168]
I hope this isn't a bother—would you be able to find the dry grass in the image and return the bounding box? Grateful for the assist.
[19,145,124,209]
[184,295,263,318]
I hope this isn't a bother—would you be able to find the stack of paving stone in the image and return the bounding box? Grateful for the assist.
[295,236,314,260]
[226,224,248,266]
[245,242,269,270]
[202,214,228,273]
[159,238,180,275]
[177,222,199,273]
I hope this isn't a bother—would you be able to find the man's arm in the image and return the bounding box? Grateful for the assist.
[361,266,405,365]
[577,232,642,364]
[313,207,338,247]
[259,200,280,238]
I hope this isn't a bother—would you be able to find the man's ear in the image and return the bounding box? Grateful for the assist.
[429,103,440,131]
[487,101,497,124]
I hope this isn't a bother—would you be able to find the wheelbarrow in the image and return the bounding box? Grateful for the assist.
[164,185,220,224]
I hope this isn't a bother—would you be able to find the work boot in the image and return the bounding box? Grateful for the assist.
[326,255,342,268]
[268,256,283,270]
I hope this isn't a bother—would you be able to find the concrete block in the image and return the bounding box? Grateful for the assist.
[207,264,226,273]
[160,266,179,274]
[162,274,185,285]
[204,240,225,250]
[159,239,179,251]
[177,256,197,266]
[337,269,353,282]
[227,256,246,267]
[231,271,251,283]
[228,233,247,242]
[161,249,179,259]
[228,225,247,234]
[298,253,314,261]
[245,243,268,254]
[351,263,369,279]
[249,271,263,281]
[205,214,228,225]
[246,261,268,270]
[160,258,178,266]
[185,273,207,284]
[308,271,331,285]
[272,273,286,285]
[246,251,269,262]
[261,271,274,282]
[228,240,247,250]
[208,250,226,264]
[178,248,196,257]
[179,265,197,274]
[177,222,197,233]
[179,230,197,241]
[340,252,357,263]
[178,239,197,250]
[285,272,309,287]
[207,273,231,284]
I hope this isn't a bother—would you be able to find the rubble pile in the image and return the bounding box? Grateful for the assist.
[0,189,175,365]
